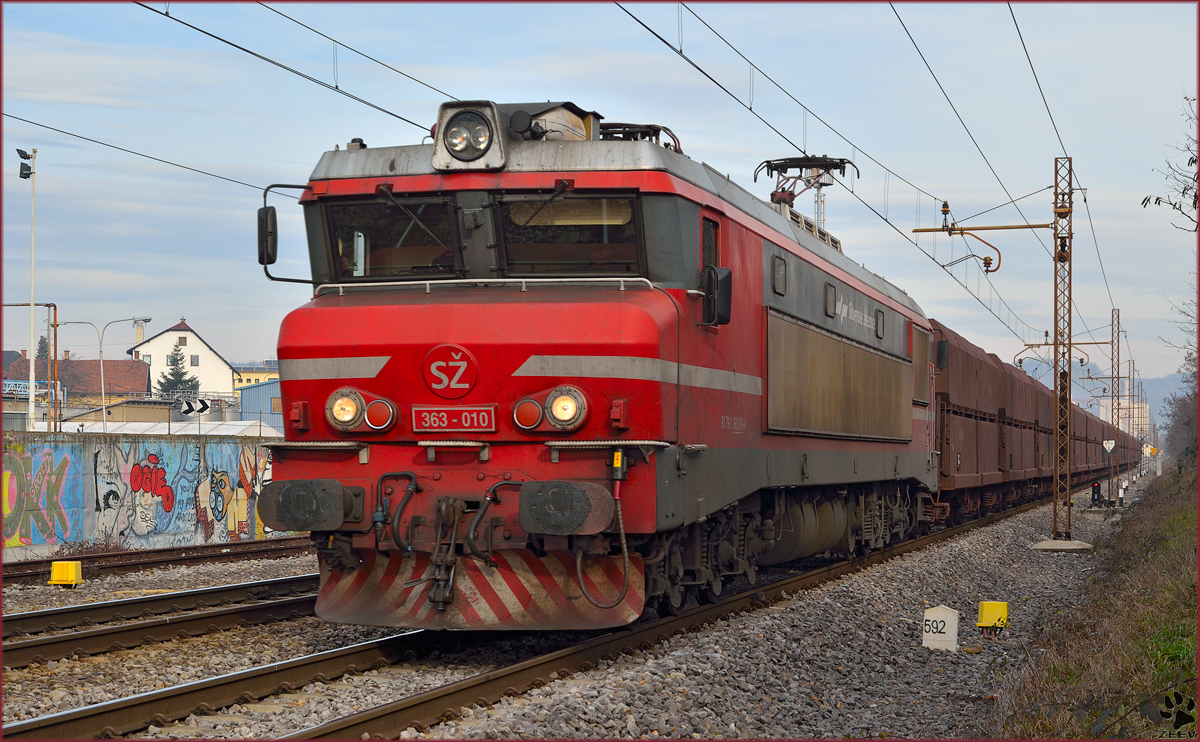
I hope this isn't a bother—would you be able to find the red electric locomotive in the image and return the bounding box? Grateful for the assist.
[255,100,1138,631]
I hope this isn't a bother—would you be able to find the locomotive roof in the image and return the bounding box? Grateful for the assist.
[310,139,925,318]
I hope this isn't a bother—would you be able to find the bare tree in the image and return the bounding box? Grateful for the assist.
[1142,96,1197,233]
[1160,275,1197,462]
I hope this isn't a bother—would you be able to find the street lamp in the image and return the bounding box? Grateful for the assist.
[18,148,36,430]
[62,316,152,433]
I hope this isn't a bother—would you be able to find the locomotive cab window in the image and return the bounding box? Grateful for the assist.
[324,198,460,281]
[498,195,641,276]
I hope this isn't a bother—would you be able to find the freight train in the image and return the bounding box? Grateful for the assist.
[255,100,1140,630]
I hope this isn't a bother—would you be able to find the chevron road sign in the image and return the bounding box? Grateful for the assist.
[181,399,210,415]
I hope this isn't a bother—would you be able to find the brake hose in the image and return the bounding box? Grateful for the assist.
[467,481,523,565]
[388,476,419,555]
[577,479,631,610]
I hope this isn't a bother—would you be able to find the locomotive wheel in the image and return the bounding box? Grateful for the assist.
[699,577,724,605]
[656,584,687,616]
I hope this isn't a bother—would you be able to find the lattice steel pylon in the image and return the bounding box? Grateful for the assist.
[1111,308,1119,499]
[1052,157,1073,540]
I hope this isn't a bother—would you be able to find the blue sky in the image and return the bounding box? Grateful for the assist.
[3,3,1196,403]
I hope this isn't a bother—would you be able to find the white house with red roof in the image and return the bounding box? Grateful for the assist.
[125,318,235,394]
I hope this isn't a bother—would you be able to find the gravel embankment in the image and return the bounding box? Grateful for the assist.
[407,501,1116,740]
[1,616,397,723]
[8,495,1127,738]
[136,631,603,740]
[2,554,319,615]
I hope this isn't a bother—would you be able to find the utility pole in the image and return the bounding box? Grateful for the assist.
[1139,381,1148,475]
[18,148,37,430]
[4,302,61,431]
[1086,308,1121,502]
[1110,309,1118,497]
[1051,157,1073,539]
[916,156,1085,540]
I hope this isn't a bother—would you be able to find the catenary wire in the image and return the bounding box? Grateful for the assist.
[1007,3,1068,157]
[680,4,942,203]
[957,186,1052,224]
[2,113,293,196]
[255,3,458,101]
[614,4,804,159]
[1007,4,1119,313]
[663,5,1134,382]
[620,2,1044,348]
[891,4,1116,365]
[136,2,428,131]
[890,3,1053,259]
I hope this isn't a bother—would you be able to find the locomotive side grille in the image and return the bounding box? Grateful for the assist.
[767,311,912,440]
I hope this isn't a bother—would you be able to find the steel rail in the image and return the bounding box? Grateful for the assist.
[1,632,422,740]
[3,595,316,669]
[280,495,1058,739]
[3,574,319,639]
[2,536,313,584]
[5,490,1083,739]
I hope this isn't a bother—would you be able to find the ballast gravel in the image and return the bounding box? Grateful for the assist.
[407,500,1116,740]
[2,553,319,615]
[8,494,1130,738]
[1,616,397,723]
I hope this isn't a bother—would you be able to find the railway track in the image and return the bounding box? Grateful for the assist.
[2,536,314,585]
[3,494,1057,740]
[3,575,320,669]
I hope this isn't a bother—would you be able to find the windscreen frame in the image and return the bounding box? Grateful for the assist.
[318,194,464,283]
[492,191,646,279]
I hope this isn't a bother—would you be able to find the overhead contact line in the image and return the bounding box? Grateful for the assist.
[3,113,274,194]
[135,2,428,131]
[618,3,1044,349]
[255,3,458,101]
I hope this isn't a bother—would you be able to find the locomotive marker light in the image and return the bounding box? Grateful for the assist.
[513,398,544,430]
[364,399,396,431]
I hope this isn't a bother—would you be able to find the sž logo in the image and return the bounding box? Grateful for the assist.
[422,344,479,399]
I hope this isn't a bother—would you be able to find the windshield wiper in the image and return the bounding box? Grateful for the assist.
[375,184,450,250]
[516,178,574,227]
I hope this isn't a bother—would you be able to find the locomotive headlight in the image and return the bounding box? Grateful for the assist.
[550,395,577,421]
[326,388,365,430]
[545,386,587,431]
[444,111,492,162]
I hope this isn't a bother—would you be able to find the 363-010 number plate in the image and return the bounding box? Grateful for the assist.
[411,405,498,433]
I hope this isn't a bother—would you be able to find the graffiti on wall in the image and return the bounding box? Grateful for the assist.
[2,443,84,547]
[93,440,199,547]
[195,444,271,542]
[2,433,280,558]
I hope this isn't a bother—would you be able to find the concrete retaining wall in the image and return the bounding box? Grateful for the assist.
[2,432,285,562]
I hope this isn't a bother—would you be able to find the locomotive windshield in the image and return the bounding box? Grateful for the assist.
[325,198,459,281]
[499,196,640,276]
